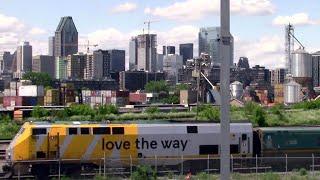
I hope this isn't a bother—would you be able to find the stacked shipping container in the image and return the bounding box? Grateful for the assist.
[44,89,60,106]
[3,84,45,108]
[82,90,129,107]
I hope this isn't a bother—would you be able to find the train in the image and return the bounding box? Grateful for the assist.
[3,121,320,178]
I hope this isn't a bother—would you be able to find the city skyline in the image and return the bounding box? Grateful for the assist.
[0,0,319,69]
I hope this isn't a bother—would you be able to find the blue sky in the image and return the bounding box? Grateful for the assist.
[0,0,319,68]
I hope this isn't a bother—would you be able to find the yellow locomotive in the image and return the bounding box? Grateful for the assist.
[4,121,252,178]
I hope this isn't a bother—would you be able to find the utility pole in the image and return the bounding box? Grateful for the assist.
[220,0,231,179]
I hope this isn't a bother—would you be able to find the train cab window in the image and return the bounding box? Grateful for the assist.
[112,127,124,135]
[187,126,198,133]
[32,128,47,135]
[68,128,78,135]
[199,145,219,155]
[81,128,90,135]
[93,127,110,135]
[242,134,247,141]
[230,145,240,154]
[36,151,46,158]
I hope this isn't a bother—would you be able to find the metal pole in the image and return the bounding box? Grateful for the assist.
[18,163,20,180]
[104,151,106,177]
[285,154,288,176]
[312,154,315,176]
[255,154,258,174]
[231,155,233,173]
[155,155,157,175]
[99,159,101,175]
[130,155,133,177]
[207,154,210,174]
[181,155,184,175]
[220,0,231,179]
[196,61,200,121]
[58,159,61,180]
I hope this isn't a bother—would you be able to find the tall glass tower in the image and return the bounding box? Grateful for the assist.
[198,27,234,66]
[54,16,78,57]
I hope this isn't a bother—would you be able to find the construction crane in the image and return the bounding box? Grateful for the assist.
[144,20,160,34]
[63,40,98,53]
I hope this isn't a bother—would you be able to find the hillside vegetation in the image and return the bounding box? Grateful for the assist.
[2,100,320,139]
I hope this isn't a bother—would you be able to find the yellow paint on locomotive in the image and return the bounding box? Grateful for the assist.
[11,123,139,163]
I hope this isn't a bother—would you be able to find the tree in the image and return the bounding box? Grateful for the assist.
[32,106,50,118]
[145,80,169,93]
[253,106,267,127]
[22,72,52,87]
[131,165,156,180]
[162,95,179,104]
[97,105,119,115]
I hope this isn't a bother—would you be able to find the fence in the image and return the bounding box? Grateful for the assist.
[11,154,320,179]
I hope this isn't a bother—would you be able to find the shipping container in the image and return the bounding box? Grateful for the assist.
[129,93,147,103]
[10,90,17,96]
[4,89,10,96]
[19,85,44,97]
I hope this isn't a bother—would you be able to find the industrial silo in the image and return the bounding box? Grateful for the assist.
[284,79,301,104]
[291,48,312,87]
[230,81,243,99]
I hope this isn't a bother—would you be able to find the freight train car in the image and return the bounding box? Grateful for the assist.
[4,121,253,178]
[254,127,320,157]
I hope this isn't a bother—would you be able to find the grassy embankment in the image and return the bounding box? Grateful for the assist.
[2,100,320,139]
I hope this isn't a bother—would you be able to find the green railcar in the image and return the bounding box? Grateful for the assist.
[255,127,320,156]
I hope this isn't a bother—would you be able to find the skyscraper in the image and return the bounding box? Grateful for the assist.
[108,49,125,73]
[163,46,175,55]
[198,27,233,66]
[136,34,157,72]
[66,53,87,79]
[55,57,68,79]
[179,43,193,64]
[54,16,78,57]
[0,51,14,73]
[163,54,183,84]
[84,51,104,80]
[16,41,32,77]
[48,36,55,56]
[32,55,55,78]
[95,49,111,78]
[129,37,138,71]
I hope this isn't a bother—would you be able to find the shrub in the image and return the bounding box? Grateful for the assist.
[196,172,210,180]
[261,172,280,180]
[244,101,259,116]
[299,168,307,176]
[145,107,160,114]
[253,106,267,127]
[198,105,220,121]
[67,104,95,116]
[131,165,156,180]
[270,105,287,122]
[32,106,50,118]
[97,105,119,115]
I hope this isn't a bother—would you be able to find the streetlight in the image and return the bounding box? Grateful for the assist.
[220,0,231,179]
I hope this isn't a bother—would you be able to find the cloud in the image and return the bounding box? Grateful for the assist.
[0,14,25,32]
[145,0,275,21]
[235,35,285,69]
[111,2,137,14]
[29,27,47,35]
[273,13,319,26]
[0,13,48,55]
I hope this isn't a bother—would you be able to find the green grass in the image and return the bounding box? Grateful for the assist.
[4,107,320,139]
